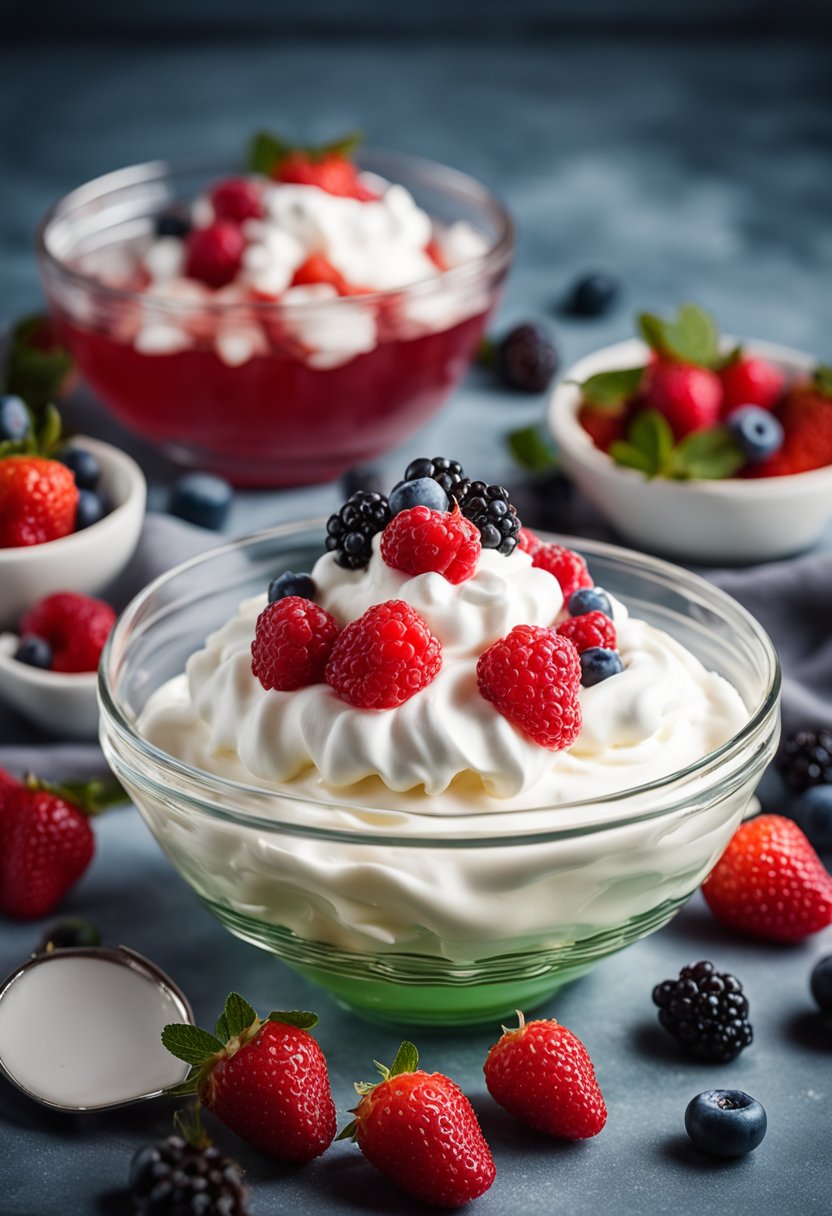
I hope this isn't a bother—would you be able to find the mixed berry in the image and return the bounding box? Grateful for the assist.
[652,961,753,1063]
[14,591,116,674]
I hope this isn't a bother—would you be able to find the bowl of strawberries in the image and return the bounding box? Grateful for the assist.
[549,303,832,562]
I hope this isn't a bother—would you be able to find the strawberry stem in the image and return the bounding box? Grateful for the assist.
[23,773,128,817]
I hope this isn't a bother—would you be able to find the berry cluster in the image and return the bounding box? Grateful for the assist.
[130,1133,250,1215]
[652,961,753,1063]
[556,583,623,687]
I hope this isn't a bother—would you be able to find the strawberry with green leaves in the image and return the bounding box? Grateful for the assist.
[162,993,336,1162]
[248,130,378,201]
[747,365,832,477]
[0,403,78,547]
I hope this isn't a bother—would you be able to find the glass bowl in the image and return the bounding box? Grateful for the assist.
[98,524,780,1026]
[38,151,513,488]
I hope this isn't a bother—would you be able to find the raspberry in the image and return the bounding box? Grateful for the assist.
[516,526,542,555]
[185,221,245,288]
[645,363,723,438]
[251,597,339,691]
[532,542,593,601]
[720,356,784,414]
[325,600,442,709]
[210,177,263,224]
[380,505,481,584]
[477,625,582,750]
[20,592,115,673]
[557,611,616,653]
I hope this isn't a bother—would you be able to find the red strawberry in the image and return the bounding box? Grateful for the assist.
[425,239,449,272]
[275,150,375,200]
[516,526,542,556]
[0,456,78,548]
[719,356,784,414]
[162,995,335,1163]
[645,363,723,438]
[747,381,832,477]
[185,221,245,288]
[251,596,339,691]
[703,813,832,942]
[578,404,630,452]
[0,768,21,832]
[210,177,264,224]
[20,592,116,673]
[477,625,582,750]
[0,787,94,919]
[484,1012,607,1139]
[341,1041,495,1208]
[290,254,352,294]
[325,600,442,709]
[557,610,616,653]
[380,504,481,584]
[532,542,594,602]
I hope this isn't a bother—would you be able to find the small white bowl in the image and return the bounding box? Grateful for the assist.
[0,436,146,628]
[0,633,99,738]
[549,337,832,563]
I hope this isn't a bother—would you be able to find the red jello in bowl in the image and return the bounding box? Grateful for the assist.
[37,148,513,487]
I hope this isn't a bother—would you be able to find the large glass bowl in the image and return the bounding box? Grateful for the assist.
[99,524,780,1026]
[38,151,513,487]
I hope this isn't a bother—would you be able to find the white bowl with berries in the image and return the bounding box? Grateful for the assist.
[549,303,832,563]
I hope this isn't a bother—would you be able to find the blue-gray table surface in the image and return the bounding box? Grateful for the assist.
[1,31,831,1216]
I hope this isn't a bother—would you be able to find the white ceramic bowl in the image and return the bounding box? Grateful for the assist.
[0,436,146,628]
[0,634,98,738]
[549,337,832,563]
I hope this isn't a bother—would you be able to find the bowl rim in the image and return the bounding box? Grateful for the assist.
[549,335,832,495]
[0,436,147,566]
[36,146,515,316]
[98,520,781,846]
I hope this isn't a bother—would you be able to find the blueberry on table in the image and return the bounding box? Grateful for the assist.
[75,489,106,530]
[563,272,620,318]
[268,572,316,603]
[495,323,559,393]
[169,473,233,530]
[726,405,784,463]
[685,1090,767,1158]
[59,445,101,490]
[0,394,31,442]
[810,955,832,1014]
[14,634,52,669]
[580,647,623,687]
[794,785,832,851]
[568,587,613,618]
[388,477,450,516]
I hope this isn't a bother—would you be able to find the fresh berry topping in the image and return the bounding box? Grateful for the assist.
[161,995,335,1163]
[793,785,832,852]
[810,955,832,1014]
[37,916,101,952]
[452,480,521,555]
[652,961,753,1062]
[154,211,192,239]
[14,634,53,669]
[703,814,832,942]
[484,1012,606,1140]
[75,488,105,531]
[516,526,542,555]
[778,728,832,792]
[381,505,481,584]
[568,586,612,618]
[290,253,352,293]
[558,611,616,654]
[251,597,339,691]
[749,379,832,477]
[532,542,594,601]
[645,363,723,438]
[388,476,450,516]
[726,405,784,463]
[403,456,466,497]
[495,322,558,393]
[477,625,582,750]
[0,787,94,919]
[275,150,367,199]
[210,176,263,224]
[0,394,31,442]
[184,221,245,288]
[685,1090,767,1158]
[58,445,100,491]
[720,356,784,414]
[326,600,442,709]
[169,473,233,531]
[563,272,620,318]
[580,647,624,686]
[342,1041,495,1208]
[131,1131,250,1216]
[20,592,115,674]
[325,489,391,570]
[0,456,79,548]
[268,571,316,603]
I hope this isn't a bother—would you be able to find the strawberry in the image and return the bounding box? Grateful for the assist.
[162,993,336,1162]
[703,814,832,942]
[20,591,116,673]
[484,1012,607,1139]
[578,403,630,452]
[747,376,832,477]
[0,787,94,919]
[290,254,352,294]
[0,455,78,547]
[644,363,723,438]
[276,151,376,200]
[340,1041,495,1208]
[719,356,784,414]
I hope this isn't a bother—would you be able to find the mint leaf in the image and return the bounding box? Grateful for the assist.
[336,1119,358,1141]
[637,311,667,354]
[507,424,558,473]
[637,302,720,368]
[608,440,655,475]
[813,364,832,399]
[161,1024,224,1066]
[630,409,675,475]
[247,131,290,175]
[577,366,644,411]
[267,1010,319,1030]
[221,992,258,1039]
[215,1013,229,1041]
[668,425,745,480]
[3,314,74,412]
[387,1040,418,1079]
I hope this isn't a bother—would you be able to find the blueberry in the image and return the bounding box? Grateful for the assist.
[59,445,101,490]
[0,394,31,442]
[810,955,832,1014]
[568,587,613,618]
[726,406,784,463]
[15,635,52,669]
[685,1090,767,1158]
[268,571,316,603]
[580,647,624,686]
[154,211,191,238]
[38,917,101,953]
[496,323,559,393]
[388,477,450,516]
[793,785,832,851]
[341,466,385,497]
[564,272,620,318]
[75,489,106,530]
[169,473,233,530]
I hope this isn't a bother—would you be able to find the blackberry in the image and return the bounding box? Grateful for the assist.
[452,480,521,555]
[130,1134,249,1215]
[403,456,466,496]
[652,960,752,1063]
[325,490,391,569]
[778,728,832,793]
[495,323,558,393]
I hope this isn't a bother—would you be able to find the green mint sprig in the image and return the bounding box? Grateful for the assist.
[609,409,745,481]
[573,366,645,412]
[813,363,832,398]
[3,314,74,413]
[247,130,363,176]
[637,302,722,369]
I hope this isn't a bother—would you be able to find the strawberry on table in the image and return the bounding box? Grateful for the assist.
[339,1040,495,1208]
[162,993,336,1162]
